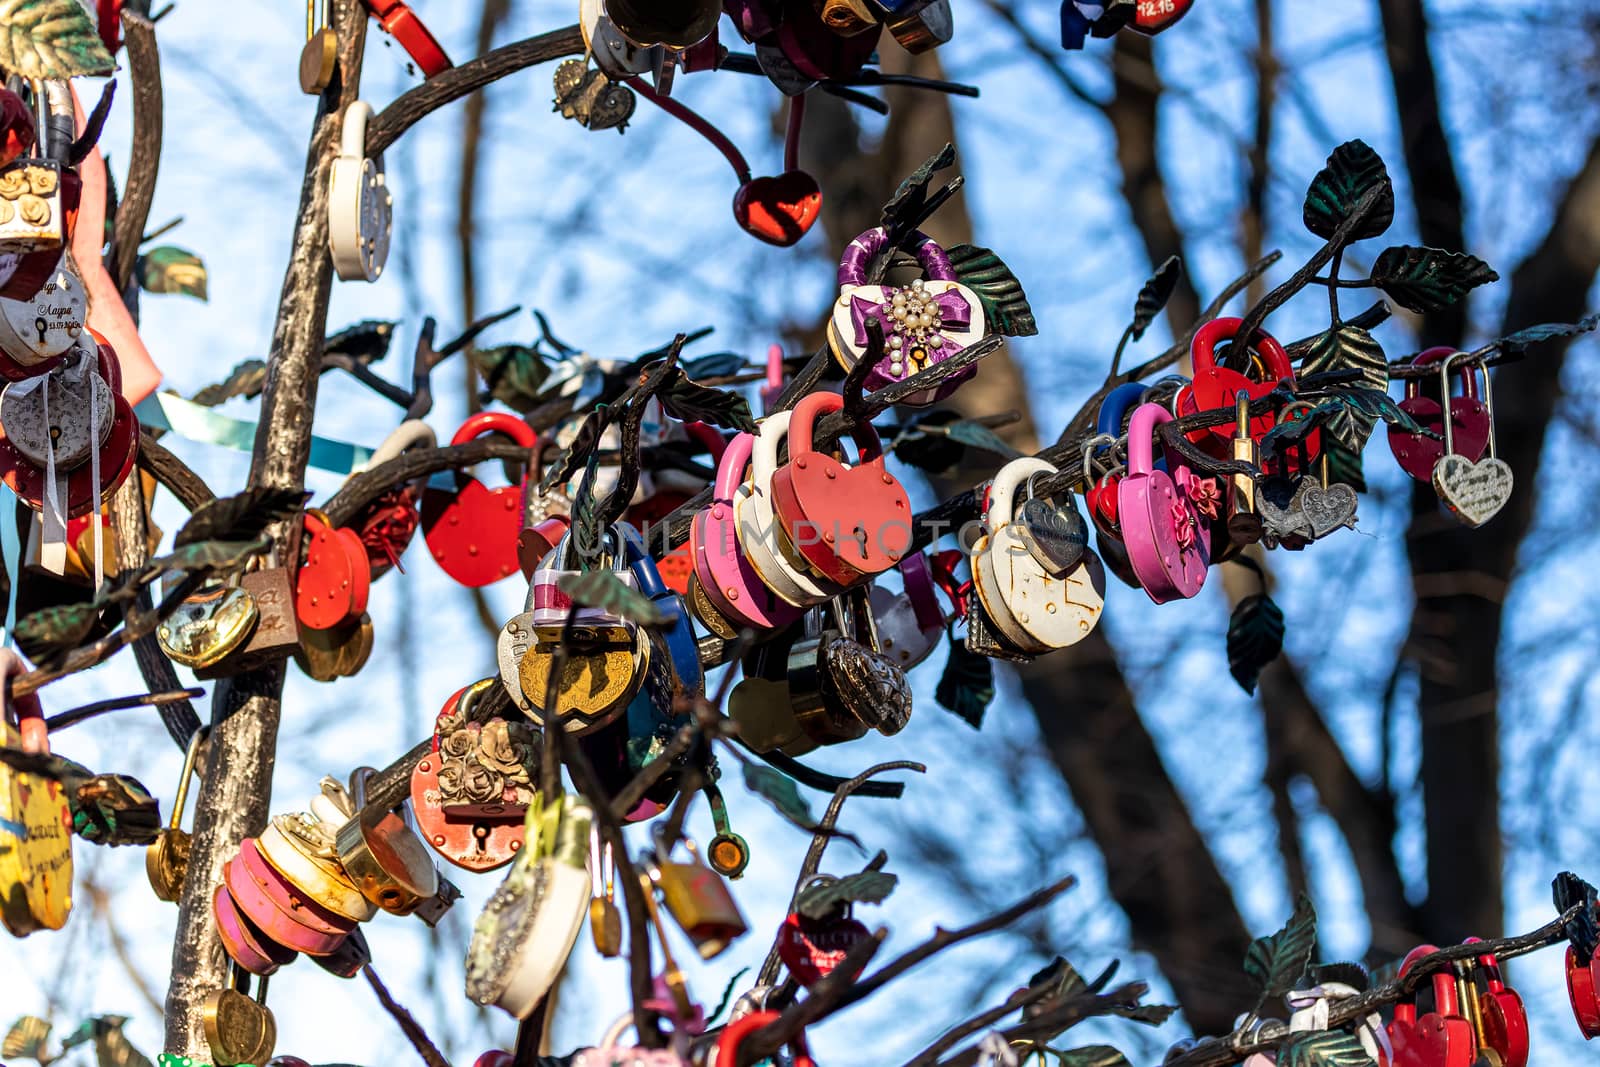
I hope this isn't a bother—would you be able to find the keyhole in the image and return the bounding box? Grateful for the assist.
[472,823,489,855]
[852,524,869,558]
[34,317,46,343]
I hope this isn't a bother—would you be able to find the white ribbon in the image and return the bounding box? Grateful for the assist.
[1287,981,1392,1065]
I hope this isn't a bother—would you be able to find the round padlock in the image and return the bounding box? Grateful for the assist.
[0,343,112,468]
[295,511,371,631]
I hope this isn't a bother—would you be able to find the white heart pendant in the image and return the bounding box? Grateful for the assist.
[1432,453,1514,527]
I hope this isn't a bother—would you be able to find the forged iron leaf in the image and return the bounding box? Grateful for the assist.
[474,344,552,414]
[947,243,1038,337]
[14,600,98,665]
[0,745,92,788]
[325,319,398,366]
[1303,141,1393,242]
[0,0,115,78]
[742,763,822,832]
[680,352,750,381]
[1030,956,1088,998]
[3,1016,51,1063]
[935,634,995,728]
[1277,1031,1376,1067]
[1370,246,1498,314]
[1244,892,1317,1000]
[796,870,898,919]
[173,487,305,548]
[940,418,1024,459]
[1297,325,1389,450]
[541,403,610,494]
[570,451,603,565]
[1555,871,1600,964]
[137,247,207,301]
[556,569,672,627]
[881,142,957,230]
[1120,1003,1178,1027]
[659,375,756,432]
[189,360,267,407]
[1335,388,1431,436]
[150,537,272,578]
[71,773,160,845]
[1257,401,1342,461]
[1046,1047,1129,1067]
[1130,256,1182,341]
[1491,314,1600,359]
[1227,593,1284,696]
[1322,439,1367,493]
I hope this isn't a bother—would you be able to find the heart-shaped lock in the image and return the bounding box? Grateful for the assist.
[0,260,84,370]
[1387,945,1476,1067]
[770,390,912,586]
[422,412,538,587]
[693,430,802,632]
[295,510,371,631]
[1567,945,1600,1039]
[552,58,638,131]
[1128,0,1195,34]
[1461,939,1528,1067]
[867,552,944,670]
[827,228,987,406]
[776,0,879,81]
[1429,351,1511,528]
[1388,347,1491,482]
[1118,403,1213,603]
[350,419,433,577]
[1176,317,1305,457]
[973,457,1107,652]
[736,409,845,607]
[0,651,72,936]
[1014,477,1091,576]
[0,341,113,469]
[777,909,873,988]
[733,170,823,247]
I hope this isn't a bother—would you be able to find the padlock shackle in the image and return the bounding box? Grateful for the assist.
[751,408,792,486]
[1096,381,1148,438]
[1406,345,1482,403]
[339,100,374,163]
[836,226,954,287]
[714,1009,815,1067]
[170,726,208,830]
[1462,935,1510,989]
[1397,943,1461,1019]
[450,410,538,452]
[366,419,438,469]
[713,431,755,504]
[1191,316,1294,384]
[984,457,1054,533]
[619,521,671,599]
[785,389,884,465]
[898,549,944,632]
[1126,402,1175,478]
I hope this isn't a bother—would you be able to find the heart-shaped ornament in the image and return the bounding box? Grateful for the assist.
[823,636,911,736]
[733,171,822,247]
[1297,482,1358,539]
[1432,454,1513,528]
[776,912,873,988]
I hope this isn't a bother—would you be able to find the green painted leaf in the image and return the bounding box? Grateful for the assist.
[1489,313,1600,359]
[1130,256,1182,341]
[1244,892,1317,1000]
[1277,1031,1376,1067]
[189,361,267,408]
[742,762,857,840]
[1370,246,1498,314]
[14,600,98,666]
[556,569,672,627]
[541,404,610,494]
[1296,325,1389,450]
[150,537,272,578]
[0,0,116,78]
[1227,593,1284,696]
[1322,438,1367,493]
[939,418,1024,459]
[1335,388,1431,437]
[1303,141,1393,242]
[1047,1047,1129,1067]
[947,243,1038,338]
[474,344,552,414]
[659,375,755,432]
[174,487,305,548]
[796,870,898,919]
[71,773,160,846]
[935,634,994,728]
[1120,1003,1177,1027]
[138,247,207,301]
[1257,400,1343,462]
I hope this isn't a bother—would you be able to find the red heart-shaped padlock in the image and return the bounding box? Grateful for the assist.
[1568,945,1600,1039]
[1464,940,1528,1067]
[1087,471,1122,533]
[770,390,912,585]
[1176,317,1306,457]
[1387,346,1491,483]
[734,171,823,247]
[1387,945,1476,1067]
[295,511,371,631]
[776,912,873,988]
[1129,0,1195,35]
[422,412,537,588]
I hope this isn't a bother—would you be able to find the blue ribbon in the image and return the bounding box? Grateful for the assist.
[135,393,375,476]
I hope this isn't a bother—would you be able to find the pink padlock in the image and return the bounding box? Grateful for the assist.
[1118,403,1213,603]
[692,431,802,632]
[214,883,297,976]
[232,837,355,950]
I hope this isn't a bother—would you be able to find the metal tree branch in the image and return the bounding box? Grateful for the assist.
[110,10,163,293]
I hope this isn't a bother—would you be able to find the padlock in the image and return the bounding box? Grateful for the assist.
[292,613,374,682]
[334,767,439,916]
[0,82,64,256]
[603,0,719,49]
[726,624,817,756]
[710,1010,816,1067]
[203,965,277,1067]
[786,603,866,747]
[311,925,372,980]
[1126,0,1195,35]
[1388,346,1491,483]
[588,827,623,957]
[1226,392,1264,547]
[623,524,703,698]
[1012,473,1091,578]
[1567,945,1600,1040]
[411,680,539,872]
[773,0,879,82]
[790,592,912,745]
[575,634,682,822]
[362,0,453,77]
[328,101,392,283]
[1118,403,1214,603]
[575,1015,693,1067]
[465,794,594,1019]
[827,228,985,405]
[777,885,872,988]
[422,412,538,587]
[867,552,944,670]
[257,811,377,924]
[580,0,661,80]
[652,831,748,960]
[736,409,845,608]
[883,0,952,52]
[294,509,371,631]
[1429,350,1512,529]
[199,565,302,679]
[963,585,1035,663]
[1461,939,1528,1067]
[300,0,338,94]
[158,581,261,669]
[771,390,913,585]
[223,835,354,958]
[704,783,749,879]
[1387,945,1476,1067]
[213,878,298,977]
[693,428,801,631]
[973,458,1106,651]
[146,727,206,903]
[0,649,72,936]
[0,342,112,469]
[351,420,433,578]
[0,258,85,375]
[1175,317,1306,458]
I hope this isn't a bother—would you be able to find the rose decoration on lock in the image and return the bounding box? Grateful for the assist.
[1117,403,1213,604]
[827,227,986,406]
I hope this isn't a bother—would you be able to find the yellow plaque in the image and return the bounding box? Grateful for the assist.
[0,722,73,936]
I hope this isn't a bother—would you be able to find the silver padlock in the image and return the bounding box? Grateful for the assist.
[0,259,84,367]
[0,340,112,469]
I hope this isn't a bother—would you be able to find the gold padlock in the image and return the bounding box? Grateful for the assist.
[145,726,206,903]
[652,832,747,960]
[1227,391,1263,547]
[518,627,647,736]
[203,965,276,1067]
[158,581,260,668]
[198,566,302,679]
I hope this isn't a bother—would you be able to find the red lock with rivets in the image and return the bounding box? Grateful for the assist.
[295,510,371,631]
[1386,346,1491,483]
[422,413,537,588]
[777,910,873,988]
[770,390,911,586]
[1386,944,1476,1067]
[1175,317,1310,458]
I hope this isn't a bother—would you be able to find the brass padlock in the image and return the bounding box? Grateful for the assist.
[0,82,64,255]
[518,627,647,737]
[652,831,747,960]
[158,581,260,669]
[146,727,206,903]
[1227,392,1263,547]
[196,567,301,679]
[203,965,277,1067]
[588,825,623,958]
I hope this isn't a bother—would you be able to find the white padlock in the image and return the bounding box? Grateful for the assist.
[0,261,85,367]
[734,410,842,608]
[328,101,392,283]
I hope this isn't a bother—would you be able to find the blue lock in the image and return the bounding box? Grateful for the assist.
[619,523,705,700]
